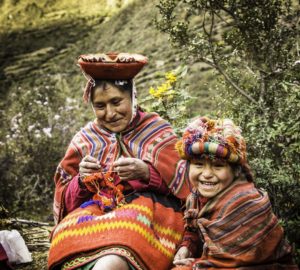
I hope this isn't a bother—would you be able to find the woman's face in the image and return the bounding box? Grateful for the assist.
[92,83,132,133]
[189,158,234,198]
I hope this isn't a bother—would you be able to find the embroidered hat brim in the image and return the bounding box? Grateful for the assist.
[78,52,148,80]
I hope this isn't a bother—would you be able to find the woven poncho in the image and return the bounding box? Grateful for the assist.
[49,111,191,270]
[173,180,298,270]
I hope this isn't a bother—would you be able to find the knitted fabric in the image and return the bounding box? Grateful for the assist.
[48,193,185,270]
[53,111,189,223]
[178,180,297,269]
[81,172,125,214]
[176,117,246,164]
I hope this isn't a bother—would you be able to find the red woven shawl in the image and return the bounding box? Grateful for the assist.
[185,180,297,269]
[53,111,190,223]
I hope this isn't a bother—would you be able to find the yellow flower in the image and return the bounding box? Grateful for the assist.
[149,87,156,96]
[157,82,169,95]
[165,72,177,83]
[149,86,162,98]
[149,76,174,99]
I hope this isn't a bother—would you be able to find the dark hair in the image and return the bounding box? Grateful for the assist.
[231,163,254,182]
[91,80,133,101]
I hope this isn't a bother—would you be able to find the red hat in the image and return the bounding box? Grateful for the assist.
[78,52,148,80]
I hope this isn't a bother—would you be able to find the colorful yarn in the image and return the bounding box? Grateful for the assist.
[176,117,246,164]
[82,171,125,214]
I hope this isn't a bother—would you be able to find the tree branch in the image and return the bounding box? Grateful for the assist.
[199,5,258,105]
[216,64,258,104]
[10,218,50,227]
[199,56,258,104]
[213,1,239,23]
[213,10,231,26]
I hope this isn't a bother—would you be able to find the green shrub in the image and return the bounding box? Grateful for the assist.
[156,0,300,263]
[0,76,86,220]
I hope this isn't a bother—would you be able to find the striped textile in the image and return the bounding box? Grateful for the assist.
[175,117,246,165]
[176,180,298,269]
[53,111,190,223]
[48,192,185,270]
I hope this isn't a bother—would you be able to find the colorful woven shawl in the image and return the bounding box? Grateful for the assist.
[179,180,297,269]
[53,111,190,223]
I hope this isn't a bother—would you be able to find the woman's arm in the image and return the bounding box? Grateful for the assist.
[113,158,170,194]
[127,163,170,194]
[64,174,93,213]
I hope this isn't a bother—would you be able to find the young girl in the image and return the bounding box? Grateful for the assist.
[173,117,298,269]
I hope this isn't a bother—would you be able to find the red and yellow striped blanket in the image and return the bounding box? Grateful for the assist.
[48,192,185,270]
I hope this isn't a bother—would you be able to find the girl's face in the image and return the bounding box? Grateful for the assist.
[189,158,235,198]
[92,83,132,133]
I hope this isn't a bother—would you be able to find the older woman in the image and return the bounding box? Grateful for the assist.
[48,53,190,270]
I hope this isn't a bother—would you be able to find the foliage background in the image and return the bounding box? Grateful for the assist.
[155,0,300,262]
[0,0,299,267]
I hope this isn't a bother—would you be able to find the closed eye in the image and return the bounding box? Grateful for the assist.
[111,98,122,106]
[93,103,105,110]
[193,162,204,168]
[212,161,227,168]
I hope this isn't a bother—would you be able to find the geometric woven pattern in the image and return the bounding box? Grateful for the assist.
[49,194,185,270]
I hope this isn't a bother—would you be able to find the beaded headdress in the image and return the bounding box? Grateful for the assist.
[176,117,247,164]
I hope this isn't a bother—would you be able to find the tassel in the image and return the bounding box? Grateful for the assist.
[83,79,95,103]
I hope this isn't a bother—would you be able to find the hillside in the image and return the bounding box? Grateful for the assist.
[0,0,216,113]
[0,0,218,216]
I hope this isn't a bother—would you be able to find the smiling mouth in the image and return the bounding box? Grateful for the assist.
[199,181,218,188]
[107,119,122,125]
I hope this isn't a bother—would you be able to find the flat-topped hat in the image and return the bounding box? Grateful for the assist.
[78,52,148,103]
[78,52,148,80]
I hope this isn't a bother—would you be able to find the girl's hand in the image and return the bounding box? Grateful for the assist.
[113,157,150,182]
[79,155,101,177]
[184,209,199,220]
[184,209,200,229]
[173,247,194,266]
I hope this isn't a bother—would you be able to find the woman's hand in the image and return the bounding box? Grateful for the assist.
[173,247,194,266]
[113,157,150,182]
[79,155,101,177]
